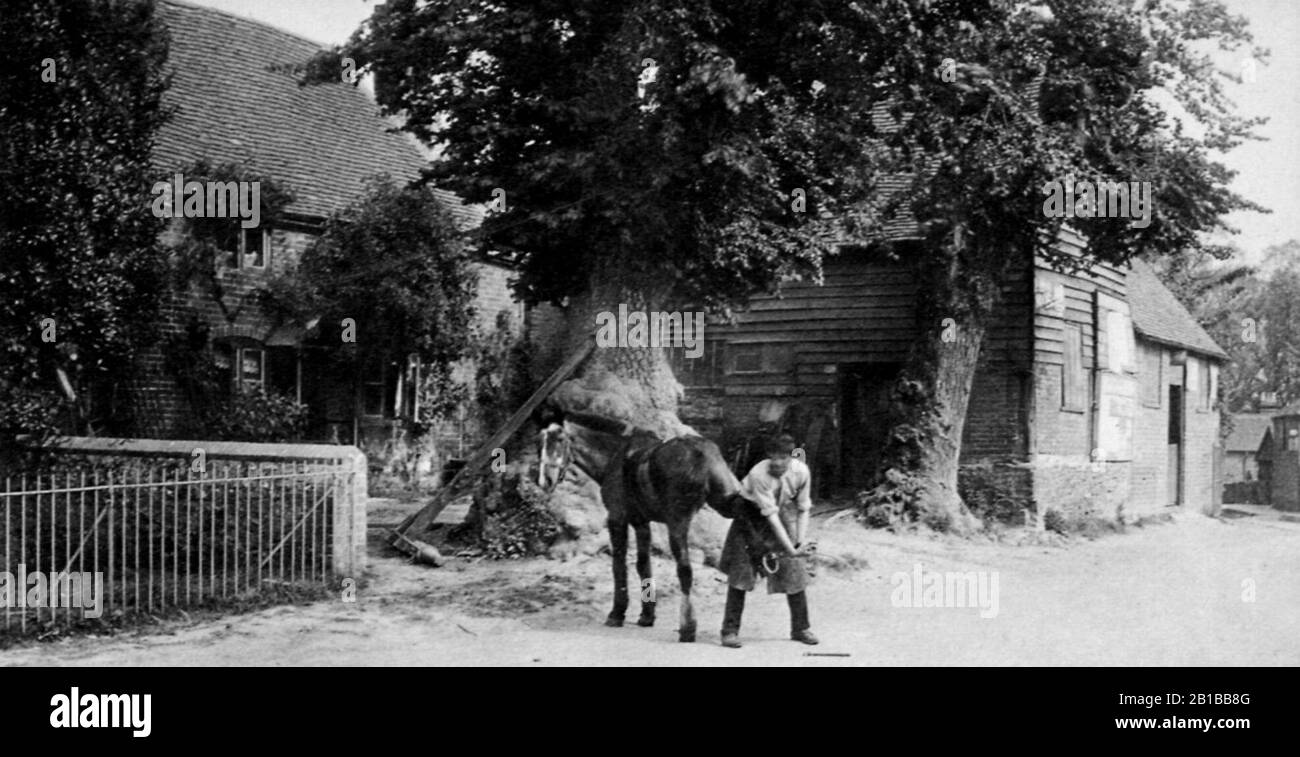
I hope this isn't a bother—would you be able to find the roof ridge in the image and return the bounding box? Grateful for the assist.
[160,0,332,51]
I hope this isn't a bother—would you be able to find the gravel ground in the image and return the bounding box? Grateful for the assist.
[3,508,1298,666]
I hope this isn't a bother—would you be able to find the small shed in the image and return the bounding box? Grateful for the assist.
[1222,413,1273,504]
[1224,414,1273,483]
[1267,405,1300,511]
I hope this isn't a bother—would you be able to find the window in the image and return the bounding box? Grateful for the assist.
[236,347,264,392]
[241,227,268,269]
[667,339,723,387]
[361,359,404,418]
[731,345,762,374]
[1062,326,1086,412]
[222,226,269,269]
[1140,345,1162,408]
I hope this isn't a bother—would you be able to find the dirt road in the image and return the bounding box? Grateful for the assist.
[3,509,1297,666]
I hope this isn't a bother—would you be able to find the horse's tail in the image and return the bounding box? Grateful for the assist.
[699,440,741,512]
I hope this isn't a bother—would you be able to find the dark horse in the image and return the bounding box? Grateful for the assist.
[539,410,745,642]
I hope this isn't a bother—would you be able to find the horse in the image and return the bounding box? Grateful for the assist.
[537,410,746,642]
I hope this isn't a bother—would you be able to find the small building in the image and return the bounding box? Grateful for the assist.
[660,233,1227,522]
[1265,405,1300,511]
[1222,413,1274,502]
[128,1,523,458]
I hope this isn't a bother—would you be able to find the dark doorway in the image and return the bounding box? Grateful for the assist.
[839,363,900,489]
[1167,384,1183,507]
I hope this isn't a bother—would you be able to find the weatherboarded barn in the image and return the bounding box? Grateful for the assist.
[658,229,1227,523]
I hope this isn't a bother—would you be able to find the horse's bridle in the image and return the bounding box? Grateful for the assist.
[539,429,573,494]
[552,418,636,485]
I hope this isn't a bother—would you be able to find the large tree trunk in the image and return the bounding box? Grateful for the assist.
[544,261,730,562]
[552,262,692,438]
[861,237,1001,533]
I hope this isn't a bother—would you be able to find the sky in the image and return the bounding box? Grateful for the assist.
[184,0,1300,268]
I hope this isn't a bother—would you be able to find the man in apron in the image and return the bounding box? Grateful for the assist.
[717,433,818,648]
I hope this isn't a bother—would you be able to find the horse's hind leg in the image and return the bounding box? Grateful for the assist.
[668,520,695,642]
[606,518,629,627]
[634,524,655,627]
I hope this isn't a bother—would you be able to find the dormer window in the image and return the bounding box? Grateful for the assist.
[221,225,269,269]
[240,227,268,269]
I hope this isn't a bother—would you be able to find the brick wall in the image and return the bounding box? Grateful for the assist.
[1030,359,1130,521]
[1182,355,1221,515]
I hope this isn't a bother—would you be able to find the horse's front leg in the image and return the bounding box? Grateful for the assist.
[606,517,630,627]
[633,523,655,627]
[667,521,695,642]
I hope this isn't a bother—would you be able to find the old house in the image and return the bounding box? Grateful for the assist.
[658,230,1227,522]
[130,1,522,458]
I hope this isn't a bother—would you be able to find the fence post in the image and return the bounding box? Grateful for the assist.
[333,448,368,580]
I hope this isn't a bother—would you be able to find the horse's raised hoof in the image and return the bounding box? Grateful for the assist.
[678,629,696,643]
[605,614,625,627]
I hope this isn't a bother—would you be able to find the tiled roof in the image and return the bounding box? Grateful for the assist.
[1225,414,1273,452]
[1126,258,1228,360]
[153,0,482,228]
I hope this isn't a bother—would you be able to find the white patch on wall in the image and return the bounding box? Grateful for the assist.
[1096,372,1136,461]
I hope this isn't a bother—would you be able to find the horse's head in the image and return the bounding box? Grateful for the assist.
[536,423,572,490]
[534,409,644,484]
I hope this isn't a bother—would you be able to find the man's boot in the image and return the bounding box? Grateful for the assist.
[787,591,819,645]
[721,587,745,648]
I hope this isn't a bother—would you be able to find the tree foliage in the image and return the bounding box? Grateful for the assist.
[266,179,478,419]
[331,0,1265,527]
[1164,240,1300,414]
[0,0,172,439]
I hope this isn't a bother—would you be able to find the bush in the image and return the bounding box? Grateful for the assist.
[478,476,565,559]
[1043,509,1068,534]
[203,390,308,443]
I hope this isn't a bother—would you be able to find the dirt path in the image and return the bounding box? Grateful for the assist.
[3,510,1298,666]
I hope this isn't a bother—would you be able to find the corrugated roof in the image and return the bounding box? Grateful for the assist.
[1126,258,1228,359]
[1225,414,1273,452]
[153,0,482,228]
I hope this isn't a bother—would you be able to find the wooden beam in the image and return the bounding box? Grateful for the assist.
[389,335,596,550]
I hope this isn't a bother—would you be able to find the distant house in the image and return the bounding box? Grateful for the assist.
[1224,414,1272,483]
[650,234,1228,521]
[129,1,522,453]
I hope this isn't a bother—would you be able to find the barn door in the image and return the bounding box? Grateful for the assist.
[839,363,899,490]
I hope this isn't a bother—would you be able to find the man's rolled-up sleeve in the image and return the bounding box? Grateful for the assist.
[795,469,813,512]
